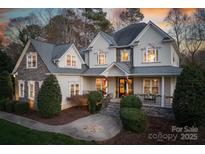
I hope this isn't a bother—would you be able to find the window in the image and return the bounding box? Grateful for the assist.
[143,79,160,94]
[69,83,80,97]
[96,78,107,92]
[18,80,25,98]
[144,48,158,63]
[98,52,106,65]
[67,54,76,67]
[121,49,130,62]
[67,55,71,66]
[28,81,35,100]
[27,52,37,68]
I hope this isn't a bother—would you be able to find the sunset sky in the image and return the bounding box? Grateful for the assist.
[0,8,196,44]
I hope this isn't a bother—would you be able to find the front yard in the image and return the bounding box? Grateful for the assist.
[101,116,205,145]
[0,119,94,145]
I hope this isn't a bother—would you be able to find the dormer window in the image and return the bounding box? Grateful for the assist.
[144,48,158,63]
[98,51,106,65]
[120,49,130,62]
[27,52,37,68]
[67,54,76,67]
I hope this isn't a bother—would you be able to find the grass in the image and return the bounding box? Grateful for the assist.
[0,119,95,145]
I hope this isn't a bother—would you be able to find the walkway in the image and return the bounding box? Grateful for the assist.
[0,111,122,141]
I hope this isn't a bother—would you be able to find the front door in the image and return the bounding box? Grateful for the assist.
[119,78,133,97]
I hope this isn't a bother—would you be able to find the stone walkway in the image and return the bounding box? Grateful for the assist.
[0,111,122,141]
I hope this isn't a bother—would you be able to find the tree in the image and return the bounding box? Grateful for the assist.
[18,24,42,45]
[164,8,187,52]
[173,64,205,127]
[184,16,204,63]
[119,9,144,26]
[37,75,62,118]
[3,42,23,64]
[0,49,14,73]
[0,71,13,100]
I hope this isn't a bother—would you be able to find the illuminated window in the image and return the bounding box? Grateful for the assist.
[67,55,76,67]
[27,52,37,68]
[143,79,160,94]
[121,50,130,62]
[18,80,25,98]
[144,48,158,62]
[67,55,71,66]
[98,52,106,65]
[69,83,80,97]
[96,78,107,92]
[28,81,35,100]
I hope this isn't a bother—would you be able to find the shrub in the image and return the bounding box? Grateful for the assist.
[5,101,15,112]
[0,71,13,100]
[87,91,103,113]
[14,101,29,114]
[120,108,148,133]
[173,64,205,127]
[120,95,142,109]
[0,99,10,111]
[37,75,62,118]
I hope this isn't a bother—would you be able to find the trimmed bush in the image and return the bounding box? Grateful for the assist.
[120,108,148,133]
[120,95,142,109]
[0,99,10,111]
[5,101,15,112]
[14,101,29,114]
[37,75,62,118]
[173,64,205,127]
[0,71,13,100]
[87,91,103,113]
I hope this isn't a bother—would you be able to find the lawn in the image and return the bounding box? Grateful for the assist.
[0,119,94,145]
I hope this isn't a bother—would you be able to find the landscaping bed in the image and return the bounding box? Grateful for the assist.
[18,107,90,125]
[100,116,205,145]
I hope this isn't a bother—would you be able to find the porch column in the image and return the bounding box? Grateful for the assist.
[161,76,165,107]
[105,78,108,94]
[126,76,129,95]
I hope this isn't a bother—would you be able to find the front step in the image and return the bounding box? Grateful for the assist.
[100,102,120,118]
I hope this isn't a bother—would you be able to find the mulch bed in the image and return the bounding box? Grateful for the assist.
[100,116,205,145]
[20,107,90,125]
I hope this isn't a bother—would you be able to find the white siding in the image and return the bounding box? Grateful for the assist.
[89,35,116,68]
[56,75,83,110]
[133,26,172,67]
[58,46,82,69]
[171,45,179,66]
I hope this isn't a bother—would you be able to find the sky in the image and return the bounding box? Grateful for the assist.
[0,8,196,45]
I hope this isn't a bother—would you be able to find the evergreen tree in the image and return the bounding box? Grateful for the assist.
[37,75,62,118]
[0,71,13,100]
[173,63,205,126]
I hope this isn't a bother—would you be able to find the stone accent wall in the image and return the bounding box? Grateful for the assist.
[116,47,133,67]
[142,106,175,120]
[15,44,49,109]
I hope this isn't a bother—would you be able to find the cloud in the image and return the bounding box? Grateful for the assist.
[0,8,15,14]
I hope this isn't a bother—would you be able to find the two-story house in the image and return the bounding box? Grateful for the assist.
[12,21,182,110]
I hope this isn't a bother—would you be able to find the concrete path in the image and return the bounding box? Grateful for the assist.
[0,111,122,141]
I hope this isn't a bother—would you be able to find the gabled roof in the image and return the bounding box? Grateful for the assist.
[52,44,72,60]
[12,39,87,75]
[113,22,147,46]
[100,31,117,46]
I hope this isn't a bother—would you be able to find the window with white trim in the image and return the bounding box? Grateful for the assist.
[18,80,25,98]
[28,81,35,100]
[67,54,76,66]
[143,48,158,63]
[27,52,37,68]
[98,51,106,65]
[96,78,107,92]
[120,49,130,62]
[143,79,160,94]
[69,82,80,97]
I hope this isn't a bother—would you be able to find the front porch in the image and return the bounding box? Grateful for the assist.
[83,76,177,108]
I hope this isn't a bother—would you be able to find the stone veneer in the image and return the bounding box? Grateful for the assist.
[15,44,49,109]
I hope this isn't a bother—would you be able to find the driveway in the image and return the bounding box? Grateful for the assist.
[0,111,122,141]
